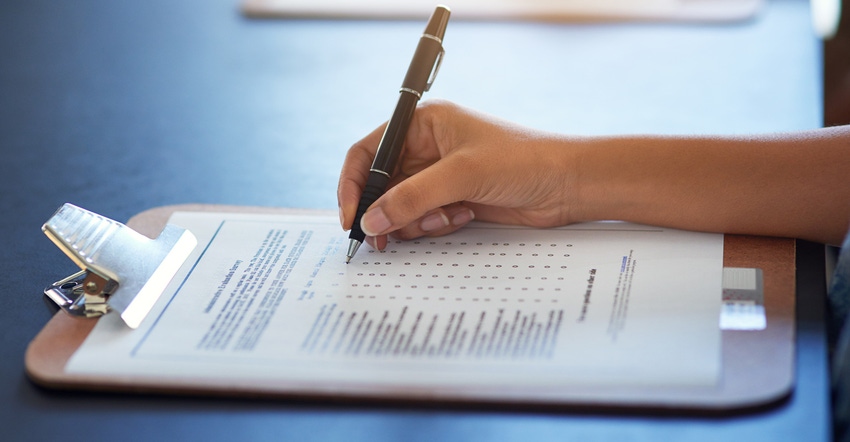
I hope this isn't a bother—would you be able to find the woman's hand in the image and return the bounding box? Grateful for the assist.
[337,100,579,250]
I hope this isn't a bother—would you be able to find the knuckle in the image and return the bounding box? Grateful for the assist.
[419,98,449,112]
[418,99,458,122]
[345,140,373,163]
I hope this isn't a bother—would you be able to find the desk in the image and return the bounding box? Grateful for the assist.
[0,0,829,440]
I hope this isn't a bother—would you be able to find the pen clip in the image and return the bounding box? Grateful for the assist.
[424,46,445,93]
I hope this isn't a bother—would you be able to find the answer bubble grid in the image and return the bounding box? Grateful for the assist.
[348,236,575,303]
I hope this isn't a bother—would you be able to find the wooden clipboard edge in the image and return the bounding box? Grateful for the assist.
[25,204,795,414]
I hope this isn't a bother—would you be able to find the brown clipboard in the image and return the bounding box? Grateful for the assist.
[25,204,795,413]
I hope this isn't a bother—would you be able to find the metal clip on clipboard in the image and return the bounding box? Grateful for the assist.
[41,204,197,329]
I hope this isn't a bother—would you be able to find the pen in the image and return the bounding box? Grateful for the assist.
[346,5,451,263]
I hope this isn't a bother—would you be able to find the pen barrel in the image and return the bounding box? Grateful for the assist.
[348,5,450,248]
[371,92,418,174]
[423,6,450,40]
[401,31,445,93]
[349,171,391,242]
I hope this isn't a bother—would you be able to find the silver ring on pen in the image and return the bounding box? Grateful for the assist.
[399,87,422,99]
[422,33,443,45]
[369,169,391,178]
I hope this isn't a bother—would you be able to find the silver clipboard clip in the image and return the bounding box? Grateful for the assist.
[41,204,197,329]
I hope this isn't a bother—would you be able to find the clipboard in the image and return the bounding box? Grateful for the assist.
[25,204,795,413]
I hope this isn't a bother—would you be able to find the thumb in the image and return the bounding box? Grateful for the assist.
[359,157,474,237]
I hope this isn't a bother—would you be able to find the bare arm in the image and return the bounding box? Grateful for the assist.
[338,100,850,247]
[574,127,850,245]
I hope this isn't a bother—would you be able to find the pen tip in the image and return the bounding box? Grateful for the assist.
[346,239,361,264]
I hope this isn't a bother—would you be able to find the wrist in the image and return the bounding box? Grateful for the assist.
[569,136,646,225]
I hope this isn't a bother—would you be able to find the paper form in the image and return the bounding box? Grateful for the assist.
[67,212,723,388]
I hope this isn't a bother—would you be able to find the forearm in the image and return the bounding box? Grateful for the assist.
[571,126,850,245]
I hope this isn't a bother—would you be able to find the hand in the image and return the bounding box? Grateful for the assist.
[337,100,579,250]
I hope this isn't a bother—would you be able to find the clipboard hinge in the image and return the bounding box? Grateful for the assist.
[41,204,197,328]
[44,269,117,318]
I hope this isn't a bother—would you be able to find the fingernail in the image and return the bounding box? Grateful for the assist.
[452,208,475,226]
[420,212,450,232]
[361,207,392,236]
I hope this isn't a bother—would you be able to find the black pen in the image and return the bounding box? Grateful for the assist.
[346,5,451,263]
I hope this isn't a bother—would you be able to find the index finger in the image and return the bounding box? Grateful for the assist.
[337,123,387,230]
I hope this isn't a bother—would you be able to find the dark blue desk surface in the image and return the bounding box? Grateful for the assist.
[0,0,830,440]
